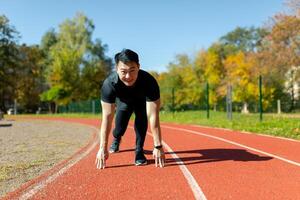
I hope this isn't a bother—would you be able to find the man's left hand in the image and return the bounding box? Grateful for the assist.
[153,148,165,168]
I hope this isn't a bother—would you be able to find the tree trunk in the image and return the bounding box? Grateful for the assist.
[48,102,52,113]
[55,103,58,114]
[290,84,295,112]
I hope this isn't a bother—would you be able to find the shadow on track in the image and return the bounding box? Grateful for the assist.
[0,123,12,127]
[103,148,272,168]
[104,149,156,169]
[164,148,273,166]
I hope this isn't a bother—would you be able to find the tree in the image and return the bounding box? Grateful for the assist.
[0,15,20,111]
[219,26,269,54]
[15,44,45,112]
[49,12,94,88]
[223,52,259,113]
[257,8,300,111]
[43,13,94,109]
[265,14,300,68]
[40,28,58,53]
[194,45,225,110]
[40,85,68,113]
[158,54,201,110]
[40,13,112,112]
[80,39,112,100]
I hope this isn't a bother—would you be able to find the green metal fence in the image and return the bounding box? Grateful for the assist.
[58,99,101,114]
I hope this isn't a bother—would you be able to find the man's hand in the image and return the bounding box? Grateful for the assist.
[95,148,108,169]
[153,148,165,168]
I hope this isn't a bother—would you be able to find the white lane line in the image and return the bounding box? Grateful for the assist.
[191,124,300,143]
[161,140,207,200]
[19,126,99,200]
[162,125,300,167]
[128,126,207,200]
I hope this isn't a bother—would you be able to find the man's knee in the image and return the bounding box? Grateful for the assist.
[113,126,127,138]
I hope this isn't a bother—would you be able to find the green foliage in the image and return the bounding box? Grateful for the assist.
[159,54,202,110]
[0,15,20,110]
[194,45,225,107]
[1,13,113,113]
[48,12,93,90]
[40,28,58,53]
[79,39,112,100]
[219,26,269,54]
[40,85,68,103]
[157,14,299,113]
[15,45,45,112]
[41,13,112,111]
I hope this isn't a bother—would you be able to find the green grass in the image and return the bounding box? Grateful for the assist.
[6,111,300,140]
[160,111,300,140]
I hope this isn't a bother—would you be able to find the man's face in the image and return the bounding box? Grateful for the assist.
[116,61,140,86]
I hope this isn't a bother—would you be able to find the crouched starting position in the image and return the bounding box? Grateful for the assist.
[95,49,165,169]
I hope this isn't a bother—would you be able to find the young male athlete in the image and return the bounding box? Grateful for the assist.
[95,49,165,169]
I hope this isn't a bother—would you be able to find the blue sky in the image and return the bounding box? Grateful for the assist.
[1,0,284,72]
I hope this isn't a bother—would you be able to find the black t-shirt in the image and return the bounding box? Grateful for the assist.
[101,70,160,106]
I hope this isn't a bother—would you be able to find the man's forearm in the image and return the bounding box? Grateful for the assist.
[149,114,162,146]
[99,116,113,149]
[152,126,162,146]
[147,100,163,147]
[99,101,115,150]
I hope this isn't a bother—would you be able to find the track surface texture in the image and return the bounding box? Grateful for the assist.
[3,118,300,200]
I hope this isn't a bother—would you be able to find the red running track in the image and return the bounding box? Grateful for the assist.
[3,118,300,200]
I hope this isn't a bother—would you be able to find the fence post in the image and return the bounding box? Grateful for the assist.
[259,75,263,121]
[206,82,209,119]
[14,99,17,115]
[172,88,175,117]
[92,100,95,114]
[0,110,3,120]
[226,84,232,120]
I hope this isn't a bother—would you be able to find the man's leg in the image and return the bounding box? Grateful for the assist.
[109,108,133,153]
[133,106,148,165]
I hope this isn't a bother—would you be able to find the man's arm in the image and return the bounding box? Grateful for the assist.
[147,99,165,167]
[96,101,115,169]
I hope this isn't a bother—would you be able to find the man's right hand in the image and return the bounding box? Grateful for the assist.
[95,148,108,169]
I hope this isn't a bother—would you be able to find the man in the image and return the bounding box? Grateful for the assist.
[95,49,165,169]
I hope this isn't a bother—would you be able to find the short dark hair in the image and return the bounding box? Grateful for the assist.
[114,49,139,65]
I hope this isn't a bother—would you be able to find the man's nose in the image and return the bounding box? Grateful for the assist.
[125,73,131,79]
